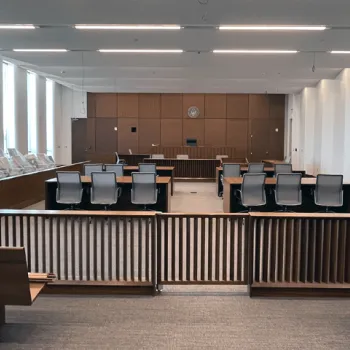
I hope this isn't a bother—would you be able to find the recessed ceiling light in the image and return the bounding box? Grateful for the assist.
[76,25,181,30]
[219,25,327,31]
[13,49,68,52]
[98,49,183,53]
[330,50,350,54]
[213,49,298,54]
[0,24,35,29]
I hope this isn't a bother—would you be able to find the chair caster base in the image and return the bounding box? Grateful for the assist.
[156,284,163,292]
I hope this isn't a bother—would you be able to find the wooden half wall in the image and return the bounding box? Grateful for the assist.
[84,93,285,162]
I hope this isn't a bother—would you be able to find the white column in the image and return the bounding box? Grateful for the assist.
[14,66,28,154]
[37,76,47,154]
[0,62,3,150]
[300,87,316,175]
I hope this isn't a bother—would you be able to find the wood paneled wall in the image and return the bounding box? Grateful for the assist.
[86,93,285,161]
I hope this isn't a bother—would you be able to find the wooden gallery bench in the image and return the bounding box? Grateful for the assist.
[0,247,55,325]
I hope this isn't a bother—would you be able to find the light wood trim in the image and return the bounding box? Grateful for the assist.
[249,212,350,218]
[224,177,342,185]
[263,159,285,165]
[123,166,175,171]
[47,176,171,184]
[29,283,46,302]
[216,166,274,171]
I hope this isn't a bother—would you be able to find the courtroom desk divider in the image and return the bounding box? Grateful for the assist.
[0,210,349,297]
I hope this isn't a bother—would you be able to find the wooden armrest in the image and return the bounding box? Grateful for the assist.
[29,283,46,302]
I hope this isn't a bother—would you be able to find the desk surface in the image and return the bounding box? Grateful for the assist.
[124,166,174,171]
[224,177,349,185]
[146,158,219,161]
[262,159,286,165]
[47,176,171,184]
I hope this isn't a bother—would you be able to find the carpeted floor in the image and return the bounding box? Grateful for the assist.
[1,288,350,350]
[26,182,224,213]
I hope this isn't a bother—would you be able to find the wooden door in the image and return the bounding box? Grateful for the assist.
[71,119,87,163]
[95,118,118,153]
[249,119,270,161]
[268,119,285,160]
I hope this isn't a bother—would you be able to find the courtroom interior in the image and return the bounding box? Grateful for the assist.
[0,1,350,349]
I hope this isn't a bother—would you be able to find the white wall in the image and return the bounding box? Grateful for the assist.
[287,68,350,178]
[37,76,47,153]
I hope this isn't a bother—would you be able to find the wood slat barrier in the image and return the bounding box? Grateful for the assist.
[156,214,248,285]
[1,210,349,297]
[144,158,220,179]
[249,213,350,297]
[151,146,236,159]
[0,210,156,289]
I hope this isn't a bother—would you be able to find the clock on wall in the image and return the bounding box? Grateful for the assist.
[188,106,200,118]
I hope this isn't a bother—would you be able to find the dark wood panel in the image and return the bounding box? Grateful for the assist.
[182,94,205,118]
[249,119,270,161]
[138,119,161,153]
[86,118,96,153]
[161,119,183,146]
[0,162,86,209]
[87,93,96,118]
[269,119,285,160]
[205,119,226,146]
[249,94,269,119]
[71,119,87,163]
[205,94,226,118]
[95,118,118,153]
[269,94,285,119]
[118,118,139,154]
[95,94,117,117]
[161,94,183,118]
[226,119,249,158]
[117,94,139,117]
[226,94,249,119]
[183,119,205,146]
[139,94,160,118]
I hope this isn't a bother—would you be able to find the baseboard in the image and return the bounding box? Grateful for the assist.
[43,281,155,296]
[250,286,350,298]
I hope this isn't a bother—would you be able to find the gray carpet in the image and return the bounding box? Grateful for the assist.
[1,289,350,349]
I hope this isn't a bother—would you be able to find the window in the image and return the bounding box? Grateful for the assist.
[2,62,15,151]
[27,71,37,153]
[46,79,54,156]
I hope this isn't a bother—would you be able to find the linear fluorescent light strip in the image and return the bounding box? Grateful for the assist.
[76,25,181,30]
[0,24,35,29]
[13,49,68,52]
[330,51,350,54]
[213,50,298,54]
[99,49,183,53]
[219,25,327,31]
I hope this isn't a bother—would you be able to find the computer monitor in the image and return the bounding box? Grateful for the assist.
[186,138,197,147]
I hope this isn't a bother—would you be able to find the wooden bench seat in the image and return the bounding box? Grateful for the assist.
[0,247,55,325]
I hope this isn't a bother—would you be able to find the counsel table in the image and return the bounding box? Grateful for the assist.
[45,176,171,212]
[223,177,350,213]
[216,166,308,196]
[123,166,174,195]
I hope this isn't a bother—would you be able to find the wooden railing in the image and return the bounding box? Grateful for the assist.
[1,210,350,296]
[249,213,350,295]
[157,214,248,285]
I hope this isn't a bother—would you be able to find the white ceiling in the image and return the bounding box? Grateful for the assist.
[1,0,350,93]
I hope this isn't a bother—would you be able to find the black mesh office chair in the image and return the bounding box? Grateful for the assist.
[248,163,265,173]
[275,173,302,211]
[139,163,157,173]
[131,172,158,210]
[314,174,343,212]
[274,163,293,176]
[105,164,124,177]
[56,171,83,209]
[91,172,120,210]
[220,164,241,197]
[238,173,266,211]
[84,164,103,176]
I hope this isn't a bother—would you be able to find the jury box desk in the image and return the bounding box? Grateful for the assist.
[45,176,171,212]
[216,167,308,196]
[123,166,174,195]
[223,177,350,213]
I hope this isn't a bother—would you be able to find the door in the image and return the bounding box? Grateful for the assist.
[71,119,87,163]
[249,119,270,162]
